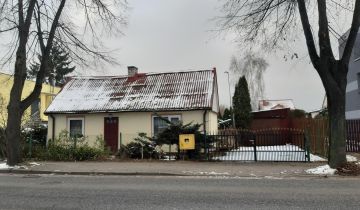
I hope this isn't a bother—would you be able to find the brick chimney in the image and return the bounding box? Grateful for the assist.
[127,66,138,77]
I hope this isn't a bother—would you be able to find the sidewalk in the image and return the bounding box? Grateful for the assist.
[0,160,336,178]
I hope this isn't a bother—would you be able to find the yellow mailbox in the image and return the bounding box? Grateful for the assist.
[179,134,195,150]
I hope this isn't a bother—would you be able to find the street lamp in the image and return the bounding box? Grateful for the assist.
[224,71,235,128]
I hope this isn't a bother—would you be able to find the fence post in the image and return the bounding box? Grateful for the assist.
[304,129,311,162]
[253,133,257,162]
[168,144,171,160]
[28,133,33,158]
[204,132,208,160]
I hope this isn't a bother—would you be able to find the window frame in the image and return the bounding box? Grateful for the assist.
[152,114,181,137]
[67,117,85,137]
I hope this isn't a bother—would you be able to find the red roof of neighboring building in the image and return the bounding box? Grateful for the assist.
[45,69,218,114]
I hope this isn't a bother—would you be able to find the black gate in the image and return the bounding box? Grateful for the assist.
[205,128,310,162]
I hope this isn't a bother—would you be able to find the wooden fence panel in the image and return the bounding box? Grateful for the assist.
[292,118,329,157]
[219,118,360,156]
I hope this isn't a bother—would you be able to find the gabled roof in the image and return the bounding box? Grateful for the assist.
[45,69,217,114]
[258,99,295,111]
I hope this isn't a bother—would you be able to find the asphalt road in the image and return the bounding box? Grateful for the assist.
[0,174,359,210]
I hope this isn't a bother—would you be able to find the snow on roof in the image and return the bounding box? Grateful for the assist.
[45,69,216,114]
[258,99,295,111]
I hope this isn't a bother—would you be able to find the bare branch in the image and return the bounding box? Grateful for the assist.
[219,0,298,50]
[297,0,319,69]
[0,26,16,32]
[340,0,360,66]
[22,0,67,110]
[317,0,335,60]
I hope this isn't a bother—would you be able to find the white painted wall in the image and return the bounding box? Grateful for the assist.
[47,110,218,149]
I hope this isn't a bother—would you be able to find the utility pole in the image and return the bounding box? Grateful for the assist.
[224,71,235,128]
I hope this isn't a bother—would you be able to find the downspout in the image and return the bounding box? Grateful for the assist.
[203,110,208,160]
[203,110,207,134]
[49,114,55,148]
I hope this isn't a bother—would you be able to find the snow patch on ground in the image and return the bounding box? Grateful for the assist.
[305,165,336,175]
[28,162,41,166]
[182,171,230,176]
[0,162,10,169]
[310,154,326,162]
[346,155,358,162]
[214,144,326,162]
[161,156,176,161]
[0,162,28,170]
[310,155,357,162]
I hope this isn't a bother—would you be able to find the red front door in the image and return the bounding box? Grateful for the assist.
[104,117,119,153]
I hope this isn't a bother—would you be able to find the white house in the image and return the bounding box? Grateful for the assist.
[45,66,219,152]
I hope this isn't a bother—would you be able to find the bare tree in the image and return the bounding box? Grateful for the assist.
[220,0,360,168]
[230,52,268,110]
[0,96,6,128]
[0,0,127,166]
[0,95,6,159]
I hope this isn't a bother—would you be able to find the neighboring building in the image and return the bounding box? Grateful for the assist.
[45,67,219,152]
[0,72,61,127]
[258,99,295,111]
[340,31,360,120]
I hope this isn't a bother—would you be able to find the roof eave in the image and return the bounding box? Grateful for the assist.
[45,107,213,115]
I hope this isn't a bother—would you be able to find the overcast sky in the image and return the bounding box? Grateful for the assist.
[97,0,327,112]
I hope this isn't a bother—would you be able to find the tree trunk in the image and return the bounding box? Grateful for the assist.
[6,46,28,166]
[321,63,348,168]
[327,89,347,168]
[5,103,23,166]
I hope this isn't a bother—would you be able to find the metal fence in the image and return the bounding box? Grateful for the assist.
[347,120,360,152]
[205,128,309,162]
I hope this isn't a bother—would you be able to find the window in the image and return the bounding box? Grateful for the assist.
[67,118,84,138]
[152,115,181,137]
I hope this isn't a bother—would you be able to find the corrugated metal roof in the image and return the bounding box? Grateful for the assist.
[45,70,216,114]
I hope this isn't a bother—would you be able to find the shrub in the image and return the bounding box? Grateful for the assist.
[22,125,48,146]
[73,145,105,161]
[45,144,106,161]
[118,133,162,159]
[21,125,49,158]
[47,144,73,161]
[40,131,107,161]
[152,117,209,160]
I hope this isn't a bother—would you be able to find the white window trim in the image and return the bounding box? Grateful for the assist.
[152,115,181,136]
[67,117,85,136]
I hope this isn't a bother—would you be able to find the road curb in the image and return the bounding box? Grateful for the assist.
[0,168,349,179]
[0,169,188,177]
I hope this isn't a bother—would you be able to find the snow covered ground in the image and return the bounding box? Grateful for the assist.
[305,165,336,175]
[305,156,359,175]
[0,161,41,170]
[214,144,325,162]
[346,155,358,162]
[0,162,10,169]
